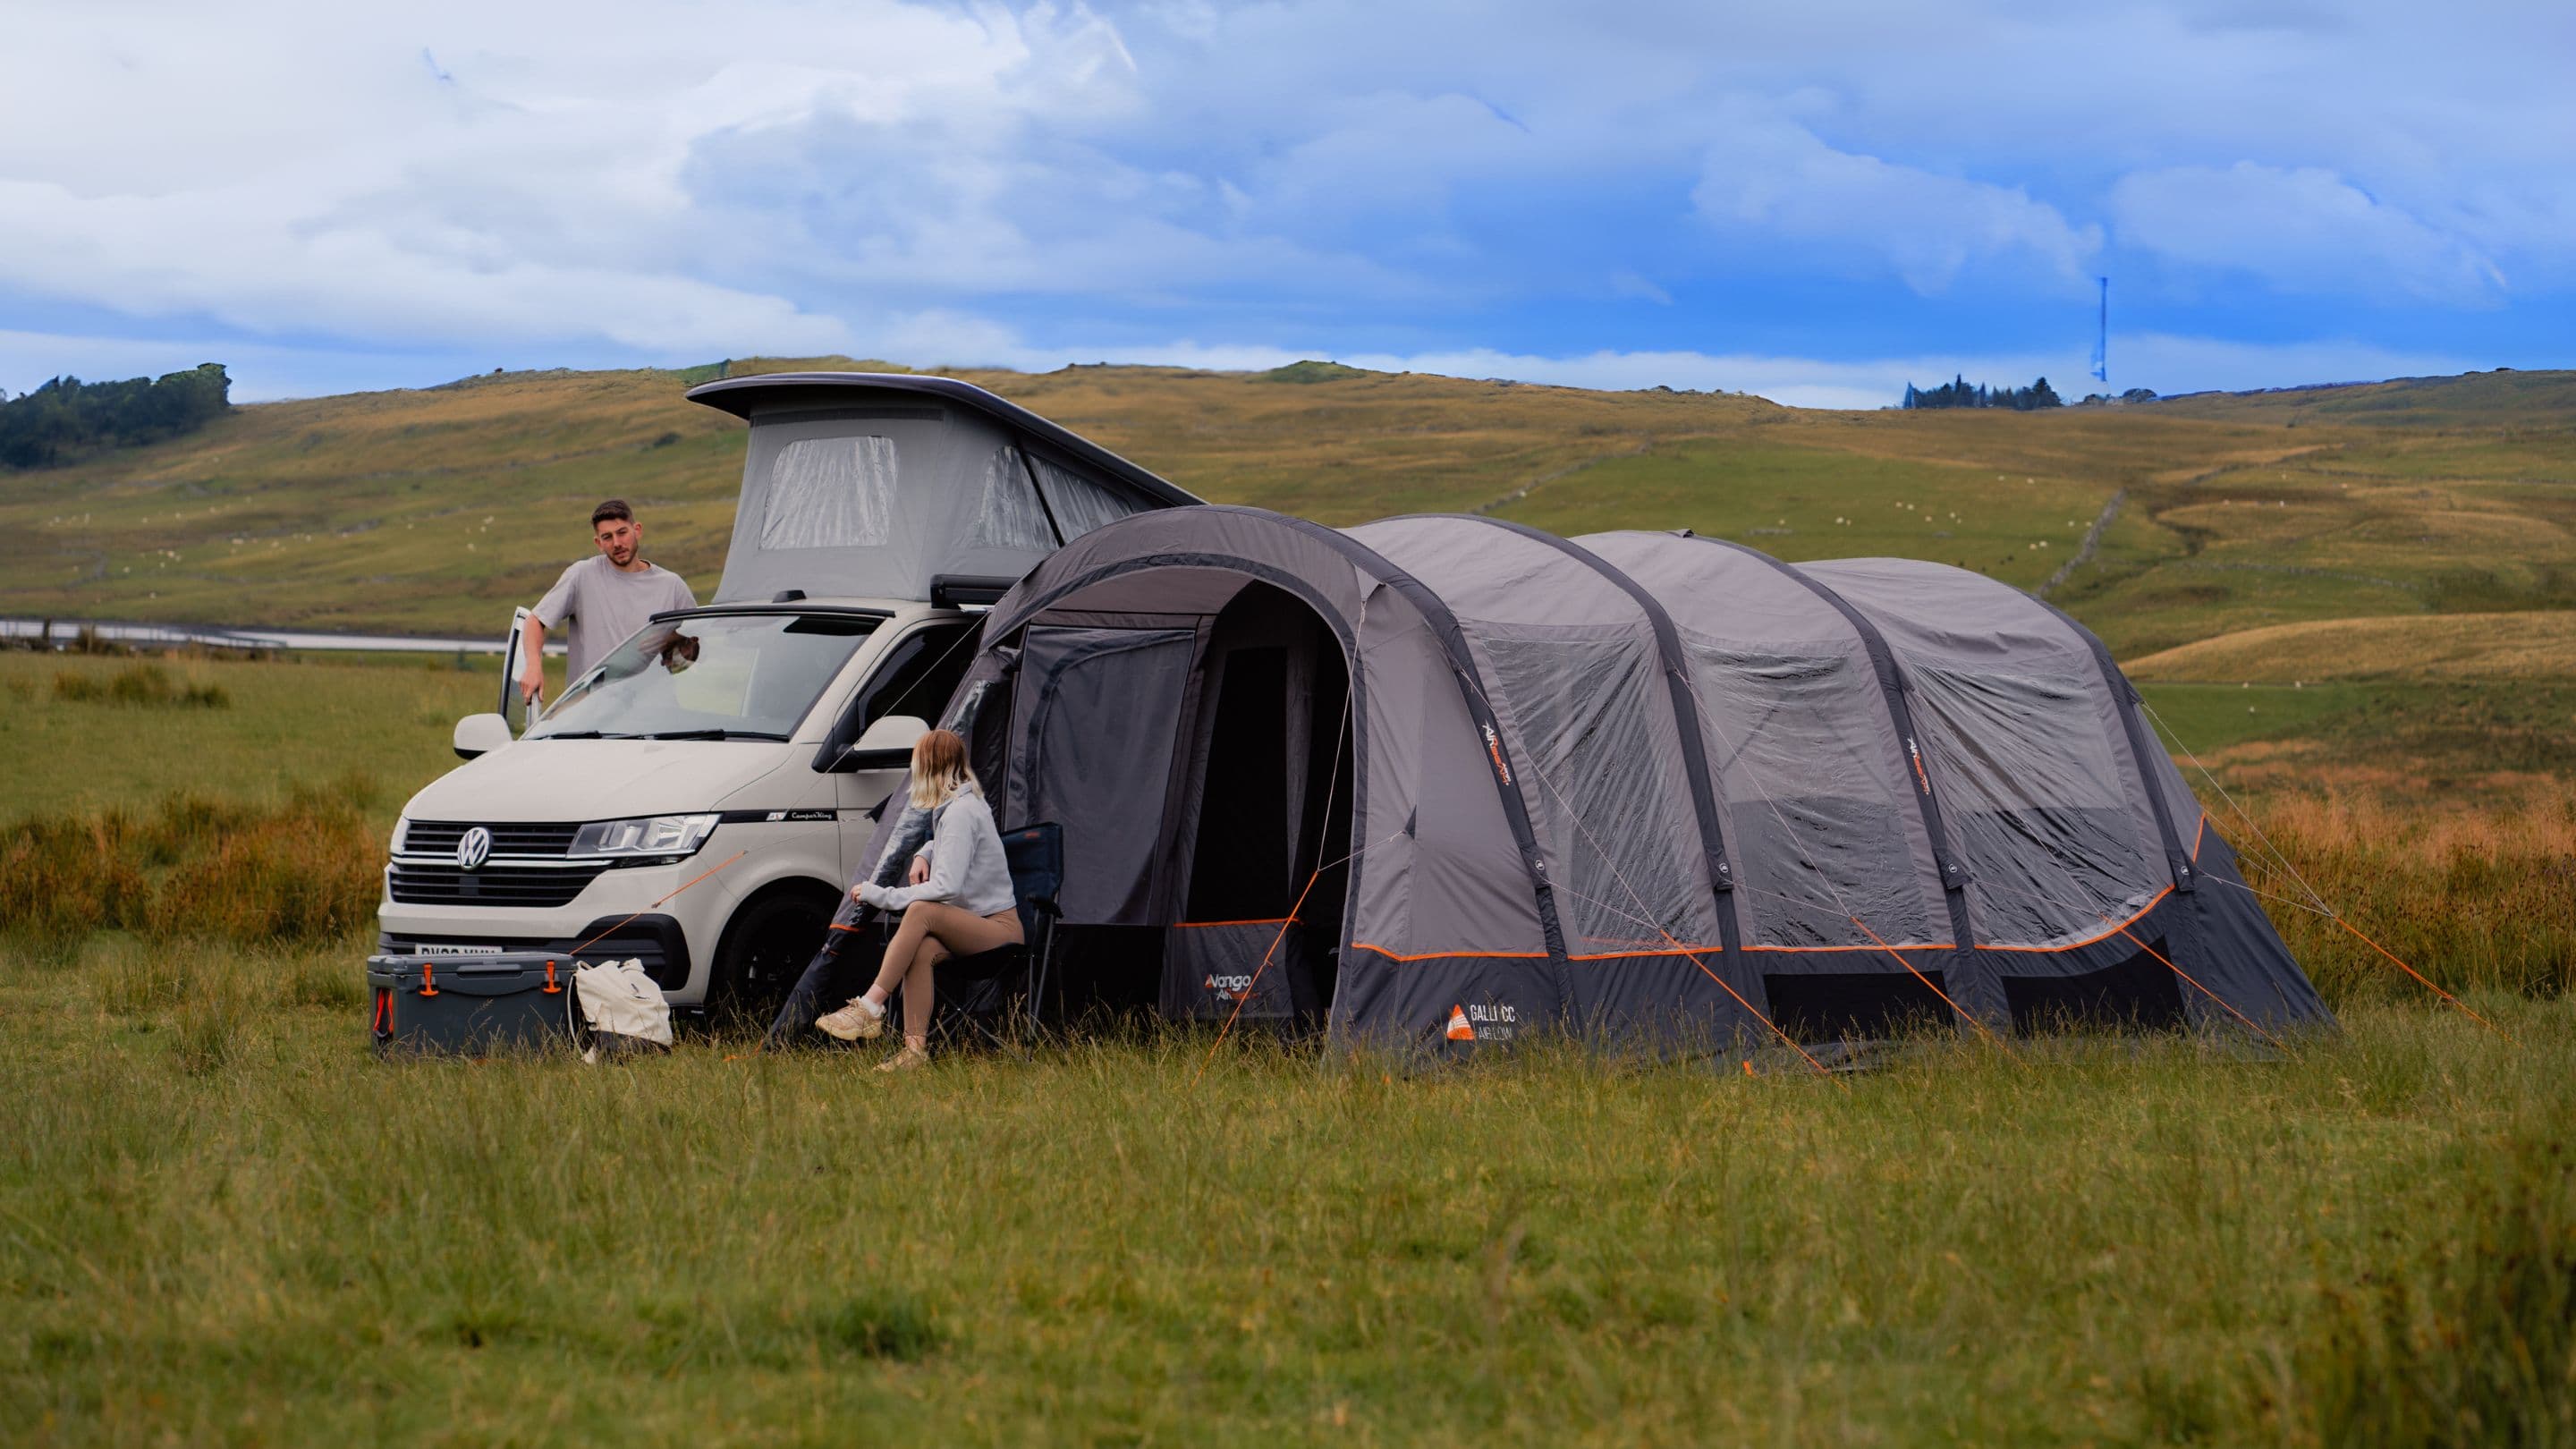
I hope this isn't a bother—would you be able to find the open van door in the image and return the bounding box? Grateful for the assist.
[810,616,987,879]
[498,606,537,733]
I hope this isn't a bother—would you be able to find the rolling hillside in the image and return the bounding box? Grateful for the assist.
[2,360,2569,669]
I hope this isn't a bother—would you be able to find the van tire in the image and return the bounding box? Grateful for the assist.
[711,884,840,1025]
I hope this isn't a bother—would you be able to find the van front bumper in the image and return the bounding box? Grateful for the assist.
[373,913,693,995]
[377,852,742,1000]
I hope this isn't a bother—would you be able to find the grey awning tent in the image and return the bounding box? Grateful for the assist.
[872,504,2331,1056]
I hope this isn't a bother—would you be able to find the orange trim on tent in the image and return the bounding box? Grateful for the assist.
[1983,886,2175,953]
[1350,942,1549,962]
[1744,940,1957,953]
[1361,940,1977,960]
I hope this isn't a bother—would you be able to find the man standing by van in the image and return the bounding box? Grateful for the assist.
[517,499,699,706]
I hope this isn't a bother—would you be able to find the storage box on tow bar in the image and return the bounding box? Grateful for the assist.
[367,953,576,1057]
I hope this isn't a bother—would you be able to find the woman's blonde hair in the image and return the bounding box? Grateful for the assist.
[907,727,981,809]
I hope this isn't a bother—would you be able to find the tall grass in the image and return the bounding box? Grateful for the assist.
[2218,782,2576,1003]
[3,927,2572,1445]
[1,774,383,951]
[2275,1138,2576,1445]
[52,661,230,708]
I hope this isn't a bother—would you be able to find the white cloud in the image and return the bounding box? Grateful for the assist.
[2110,162,2506,302]
[1692,117,2101,293]
[0,177,855,356]
[0,0,2563,389]
[0,0,1140,352]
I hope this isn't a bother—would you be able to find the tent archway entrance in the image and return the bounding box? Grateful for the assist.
[980,575,1353,1030]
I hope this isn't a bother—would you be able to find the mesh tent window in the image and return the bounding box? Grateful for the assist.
[1682,636,1938,948]
[761,436,897,550]
[1030,456,1149,540]
[1902,661,2162,945]
[969,445,1059,552]
[1475,628,1716,956]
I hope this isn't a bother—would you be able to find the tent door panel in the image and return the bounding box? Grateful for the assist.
[1008,626,1197,924]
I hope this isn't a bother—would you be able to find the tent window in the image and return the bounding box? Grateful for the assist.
[1477,630,1715,957]
[1685,640,1936,948]
[1030,457,1146,541]
[761,436,896,550]
[969,446,1058,552]
[1906,662,2159,946]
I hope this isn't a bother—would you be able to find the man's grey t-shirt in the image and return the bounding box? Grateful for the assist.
[531,556,699,679]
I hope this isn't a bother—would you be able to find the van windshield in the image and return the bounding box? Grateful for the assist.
[530,612,877,741]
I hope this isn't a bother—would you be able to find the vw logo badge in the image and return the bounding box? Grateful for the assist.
[453,826,494,872]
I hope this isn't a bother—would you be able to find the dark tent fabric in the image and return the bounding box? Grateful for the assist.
[854,507,2331,1057]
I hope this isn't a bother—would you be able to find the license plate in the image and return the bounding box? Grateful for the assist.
[411,943,506,955]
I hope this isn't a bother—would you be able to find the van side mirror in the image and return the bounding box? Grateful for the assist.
[453,713,515,760]
[835,714,928,773]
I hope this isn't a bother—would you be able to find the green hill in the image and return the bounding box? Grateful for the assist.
[2,359,2570,664]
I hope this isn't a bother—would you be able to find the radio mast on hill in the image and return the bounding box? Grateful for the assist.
[2089,276,2110,386]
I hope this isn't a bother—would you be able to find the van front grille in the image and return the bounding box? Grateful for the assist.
[401,821,582,857]
[387,862,606,908]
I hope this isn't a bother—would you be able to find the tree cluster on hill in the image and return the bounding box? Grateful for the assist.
[0,363,232,469]
[1901,375,2063,411]
[2078,388,2162,406]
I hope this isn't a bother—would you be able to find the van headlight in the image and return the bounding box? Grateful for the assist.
[571,814,720,859]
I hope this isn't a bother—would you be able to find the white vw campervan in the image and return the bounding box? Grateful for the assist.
[377,374,1197,1009]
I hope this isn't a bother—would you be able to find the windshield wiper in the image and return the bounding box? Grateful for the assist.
[636,728,789,741]
[534,730,638,740]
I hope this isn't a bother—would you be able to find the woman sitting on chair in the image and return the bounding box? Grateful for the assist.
[816,728,1022,1071]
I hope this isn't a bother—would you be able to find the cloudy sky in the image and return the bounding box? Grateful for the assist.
[4,1,2568,406]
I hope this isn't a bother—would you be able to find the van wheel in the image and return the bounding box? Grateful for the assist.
[713,888,837,1027]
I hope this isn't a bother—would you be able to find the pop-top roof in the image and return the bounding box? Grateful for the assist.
[683,372,1201,605]
[684,372,1198,509]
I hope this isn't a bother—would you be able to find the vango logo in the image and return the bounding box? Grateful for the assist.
[1445,1004,1475,1041]
[1204,973,1255,1001]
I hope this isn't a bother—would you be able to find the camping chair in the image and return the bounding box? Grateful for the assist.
[917,821,1065,1047]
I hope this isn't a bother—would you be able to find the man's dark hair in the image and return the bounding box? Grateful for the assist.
[590,498,633,529]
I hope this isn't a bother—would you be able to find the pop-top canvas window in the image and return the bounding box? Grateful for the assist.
[1030,456,1145,541]
[760,436,897,550]
[969,446,1059,552]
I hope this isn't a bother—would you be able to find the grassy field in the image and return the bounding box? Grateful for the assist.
[4,361,2573,1442]
[6,930,2572,1447]
[3,640,2573,1443]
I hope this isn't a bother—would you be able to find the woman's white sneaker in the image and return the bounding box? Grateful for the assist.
[815,996,886,1041]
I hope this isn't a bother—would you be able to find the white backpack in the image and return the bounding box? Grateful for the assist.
[573,959,674,1060]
